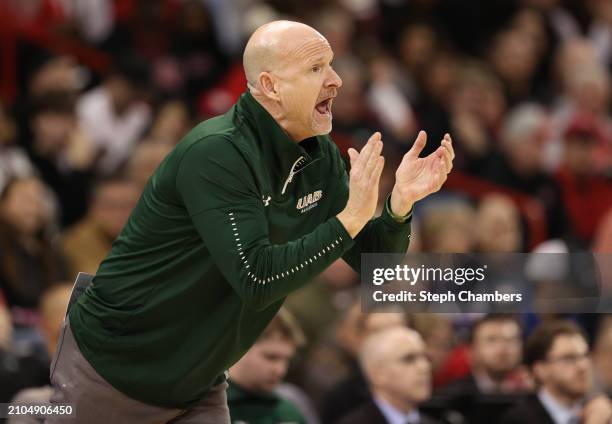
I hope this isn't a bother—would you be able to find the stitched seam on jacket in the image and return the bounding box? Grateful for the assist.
[228,212,342,284]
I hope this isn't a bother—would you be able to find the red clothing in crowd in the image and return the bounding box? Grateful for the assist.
[556,167,612,242]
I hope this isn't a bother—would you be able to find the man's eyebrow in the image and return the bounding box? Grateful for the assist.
[306,56,326,65]
[306,54,334,65]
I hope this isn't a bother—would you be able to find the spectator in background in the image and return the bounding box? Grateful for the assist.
[0,283,69,407]
[418,47,459,130]
[56,0,114,44]
[419,197,475,253]
[521,0,580,45]
[466,316,526,393]
[397,22,438,104]
[285,259,358,347]
[367,54,417,146]
[8,283,72,424]
[0,177,66,313]
[283,259,358,406]
[327,56,380,155]
[548,40,611,174]
[154,0,228,108]
[314,7,355,59]
[0,294,10,352]
[103,0,180,64]
[337,327,440,424]
[586,0,612,67]
[23,91,97,227]
[488,28,542,105]
[77,55,152,176]
[148,100,192,145]
[508,5,557,103]
[448,62,506,176]
[0,100,35,193]
[439,315,529,423]
[486,103,568,240]
[474,194,523,252]
[501,320,612,424]
[125,140,173,192]
[320,304,409,424]
[228,308,308,424]
[555,117,612,244]
[0,294,31,404]
[593,207,612,252]
[26,56,85,99]
[562,65,611,174]
[410,314,455,388]
[62,177,140,277]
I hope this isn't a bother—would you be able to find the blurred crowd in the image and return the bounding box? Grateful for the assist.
[0,0,612,423]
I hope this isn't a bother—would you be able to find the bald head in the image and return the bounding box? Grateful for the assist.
[241,20,341,142]
[359,327,432,409]
[243,20,328,89]
[360,327,424,375]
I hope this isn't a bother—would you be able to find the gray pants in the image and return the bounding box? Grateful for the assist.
[46,318,230,424]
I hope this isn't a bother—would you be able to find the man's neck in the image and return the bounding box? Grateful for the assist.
[540,385,583,409]
[472,368,508,392]
[250,90,303,142]
[372,390,416,415]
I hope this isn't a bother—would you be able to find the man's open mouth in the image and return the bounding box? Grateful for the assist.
[315,98,333,116]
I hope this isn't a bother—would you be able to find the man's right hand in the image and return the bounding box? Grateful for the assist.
[337,132,385,238]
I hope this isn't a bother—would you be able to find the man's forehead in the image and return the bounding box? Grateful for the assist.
[477,320,520,337]
[550,333,588,353]
[286,36,333,64]
[383,333,425,357]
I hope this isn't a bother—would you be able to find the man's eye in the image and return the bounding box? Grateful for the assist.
[312,66,321,72]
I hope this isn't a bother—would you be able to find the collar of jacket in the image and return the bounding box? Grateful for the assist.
[236,91,324,195]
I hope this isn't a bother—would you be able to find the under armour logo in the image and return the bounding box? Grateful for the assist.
[262,195,271,206]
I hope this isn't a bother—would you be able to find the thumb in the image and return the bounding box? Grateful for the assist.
[406,130,427,159]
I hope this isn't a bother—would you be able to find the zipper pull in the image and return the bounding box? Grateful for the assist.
[281,156,305,195]
[281,172,293,195]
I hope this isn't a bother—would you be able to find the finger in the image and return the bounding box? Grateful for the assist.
[436,157,447,190]
[406,130,427,159]
[441,136,455,160]
[357,132,382,170]
[368,156,385,187]
[437,145,453,174]
[364,140,384,178]
[348,148,359,168]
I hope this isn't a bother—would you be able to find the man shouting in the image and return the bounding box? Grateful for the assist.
[48,20,454,423]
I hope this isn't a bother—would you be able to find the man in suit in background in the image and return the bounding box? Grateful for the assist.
[337,327,439,424]
[501,320,612,424]
[435,314,528,423]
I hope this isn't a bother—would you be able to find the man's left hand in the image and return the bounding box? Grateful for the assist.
[390,130,454,216]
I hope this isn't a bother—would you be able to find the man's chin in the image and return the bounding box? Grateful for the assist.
[312,120,333,136]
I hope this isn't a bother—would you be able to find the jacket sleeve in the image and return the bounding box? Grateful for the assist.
[176,137,354,311]
[332,145,412,272]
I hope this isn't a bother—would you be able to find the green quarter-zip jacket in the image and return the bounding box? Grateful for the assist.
[69,91,412,409]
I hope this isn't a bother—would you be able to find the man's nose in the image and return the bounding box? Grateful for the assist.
[326,67,342,88]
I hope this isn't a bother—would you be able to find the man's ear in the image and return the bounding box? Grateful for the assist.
[365,363,385,389]
[259,72,281,102]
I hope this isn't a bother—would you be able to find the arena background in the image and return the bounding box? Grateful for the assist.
[0,0,611,423]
